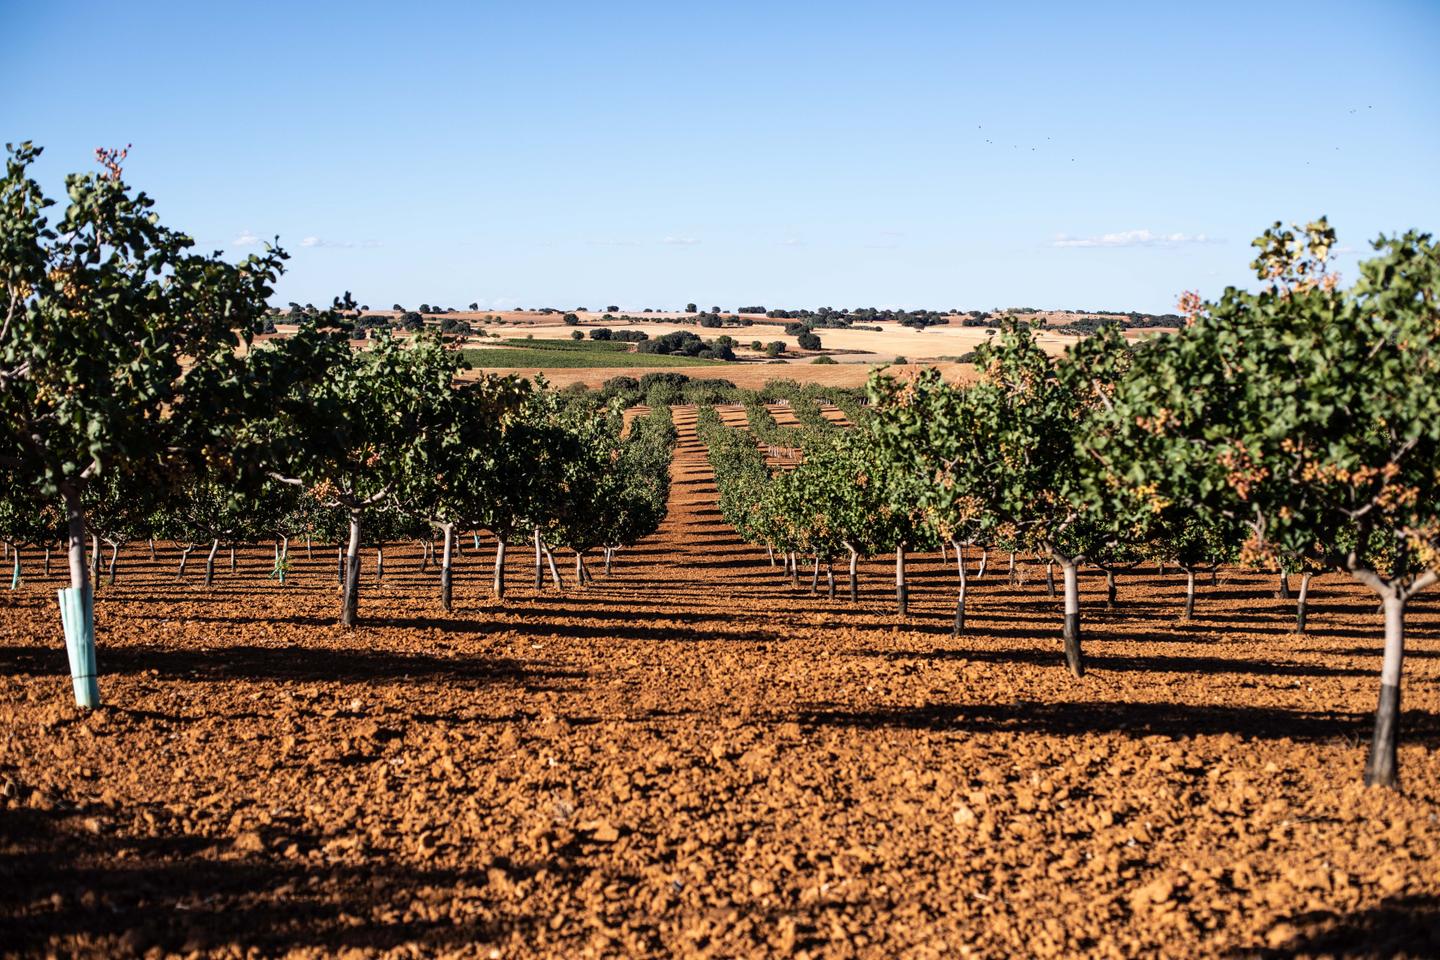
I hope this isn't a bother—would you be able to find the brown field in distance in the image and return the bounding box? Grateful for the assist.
[300,309,1175,388]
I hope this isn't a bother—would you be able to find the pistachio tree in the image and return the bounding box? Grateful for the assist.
[398,372,527,610]
[0,477,58,588]
[762,448,851,597]
[264,330,467,626]
[1092,220,1440,787]
[0,143,284,705]
[957,323,1124,677]
[869,368,988,632]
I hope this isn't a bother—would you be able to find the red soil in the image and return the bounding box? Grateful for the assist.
[1,408,1437,958]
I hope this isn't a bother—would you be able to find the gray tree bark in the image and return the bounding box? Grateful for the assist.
[204,539,220,587]
[895,542,908,616]
[341,513,361,627]
[1295,572,1313,633]
[440,525,454,612]
[952,540,968,636]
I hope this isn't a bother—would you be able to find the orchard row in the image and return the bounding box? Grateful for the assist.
[696,222,1439,789]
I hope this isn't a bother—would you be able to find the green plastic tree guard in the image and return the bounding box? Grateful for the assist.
[58,586,100,708]
[9,552,17,590]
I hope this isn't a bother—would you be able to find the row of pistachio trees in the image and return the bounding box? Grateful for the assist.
[4,329,675,620]
[694,404,930,610]
[693,220,1437,788]
[870,219,1438,788]
[0,142,676,709]
[1090,221,1439,788]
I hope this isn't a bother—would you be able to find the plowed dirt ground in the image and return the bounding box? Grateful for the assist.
[2,407,1438,959]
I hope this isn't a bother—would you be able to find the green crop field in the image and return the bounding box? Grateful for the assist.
[495,338,634,352]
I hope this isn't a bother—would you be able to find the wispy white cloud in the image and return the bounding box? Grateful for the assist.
[463,296,519,310]
[232,229,261,247]
[586,238,641,247]
[864,230,904,250]
[661,235,699,246]
[778,236,804,247]
[299,235,381,249]
[1050,229,1218,249]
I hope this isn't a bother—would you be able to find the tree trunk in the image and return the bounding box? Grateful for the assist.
[440,525,454,612]
[1296,572,1313,634]
[1104,568,1117,611]
[810,555,820,594]
[939,540,947,564]
[337,544,343,584]
[847,547,859,603]
[1364,592,1406,788]
[106,540,119,586]
[976,549,987,580]
[1276,570,1291,600]
[277,535,289,584]
[229,543,236,574]
[575,550,584,587]
[789,551,799,588]
[204,539,219,587]
[543,544,563,589]
[10,546,19,590]
[177,544,195,580]
[825,561,835,599]
[767,543,775,567]
[420,539,430,573]
[306,534,312,560]
[952,540,968,636]
[44,544,51,577]
[89,534,99,590]
[1182,568,1196,620]
[341,512,361,627]
[60,492,99,708]
[64,494,90,608]
[148,538,156,561]
[1007,551,1016,585]
[1211,567,1218,587]
[895,542,908,616]
[604,547,613,576]
[493,537,507,598]
[1046,562,1056,598]
[533,527,543,590]
[1156,559,1166,576]
[1059,557,1084,678]
[375,545,384,586]
[473,530,481,551]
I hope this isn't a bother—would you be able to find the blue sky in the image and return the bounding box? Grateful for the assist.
[3,0,1437,313]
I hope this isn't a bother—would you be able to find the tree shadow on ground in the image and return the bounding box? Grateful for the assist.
[0,808,546,957]
[1239,895,1440,958]
[845,646,1373,678]
[0,643,584,688]
[792,698,1440,744]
